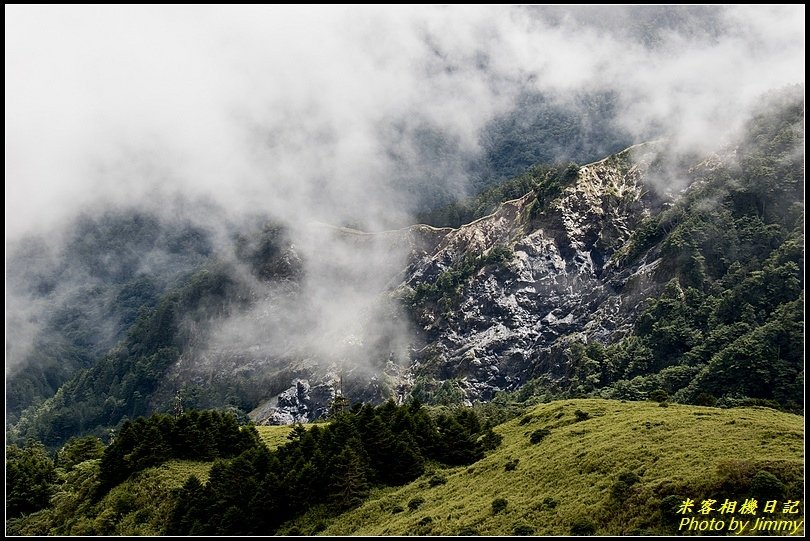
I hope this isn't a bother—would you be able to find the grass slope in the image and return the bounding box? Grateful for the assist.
[322,399,803,536]
[9,427,299,535]
[94,460,214,535]
[86,427,301,534]
[9,459,214,536]
[256,424,301,450]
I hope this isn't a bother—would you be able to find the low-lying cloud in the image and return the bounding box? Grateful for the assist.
[7,6,803,236]
[5,6,804,392]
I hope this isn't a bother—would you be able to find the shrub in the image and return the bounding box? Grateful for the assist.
[695,393,717,407]
[457,526,480,536]
[543,497,558,509]
[428,475,447,487]
[408,497,425,511]
[610,472,641,502]
[527,198,541,220]
[619,471,640,484]
[418,517,433,526]
[491,498,508,514]
[505,459,520,471]
[570,518,597,535]
[486,245,514,265]
[715,460,757,493]
[751,470,786,501]
[649,389,669,403]
[519,415,533,426]
[611,481,632,501]
[513,524,536,536]
[530,428,551,444]
[659,401,669,407]
[611,472,640,501]
[574,409,590,422]
[660,495,684,521]
[391,505,404,514]
[480,429,503,451]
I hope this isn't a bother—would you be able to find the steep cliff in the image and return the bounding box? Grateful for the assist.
[401,143,670,402]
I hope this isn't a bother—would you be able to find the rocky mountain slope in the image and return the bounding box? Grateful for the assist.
[251,88,803,423]
[8,87,803,444]
[401,143,667,402]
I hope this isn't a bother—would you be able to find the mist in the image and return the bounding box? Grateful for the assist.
[5,6,804,399]
[7,6,804,234]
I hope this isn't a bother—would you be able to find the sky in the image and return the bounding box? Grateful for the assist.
[4,5,805,381]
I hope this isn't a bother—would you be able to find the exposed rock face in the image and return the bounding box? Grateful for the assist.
[250,379,335,425]
[403,144,669,400]
[248,371,407,425]
[246,143,678,423]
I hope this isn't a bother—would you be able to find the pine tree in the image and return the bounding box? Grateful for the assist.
[328,446,370,510]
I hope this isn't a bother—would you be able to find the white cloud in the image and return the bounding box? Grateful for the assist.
[5,5,804,380]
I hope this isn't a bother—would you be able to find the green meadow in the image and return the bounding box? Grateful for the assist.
[322,399,803,536]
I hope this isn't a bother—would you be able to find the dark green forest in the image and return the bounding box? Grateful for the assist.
[7,402,500,535]
[169,401,498,535]
[98,410,261,493]
[6,213,214,424]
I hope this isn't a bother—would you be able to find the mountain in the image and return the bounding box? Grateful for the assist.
[5,211,215,424]
[253,86,804,422]
[6,85,804,449]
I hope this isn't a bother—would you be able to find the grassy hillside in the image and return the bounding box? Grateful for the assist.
[76,429,301,535]
[9,400,803,536]
[322,399,803,536]
[256,424,308,450]
[8,425,302,535]
[8,459,213,536]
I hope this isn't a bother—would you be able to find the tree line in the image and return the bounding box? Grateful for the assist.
[169,400,500,535]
